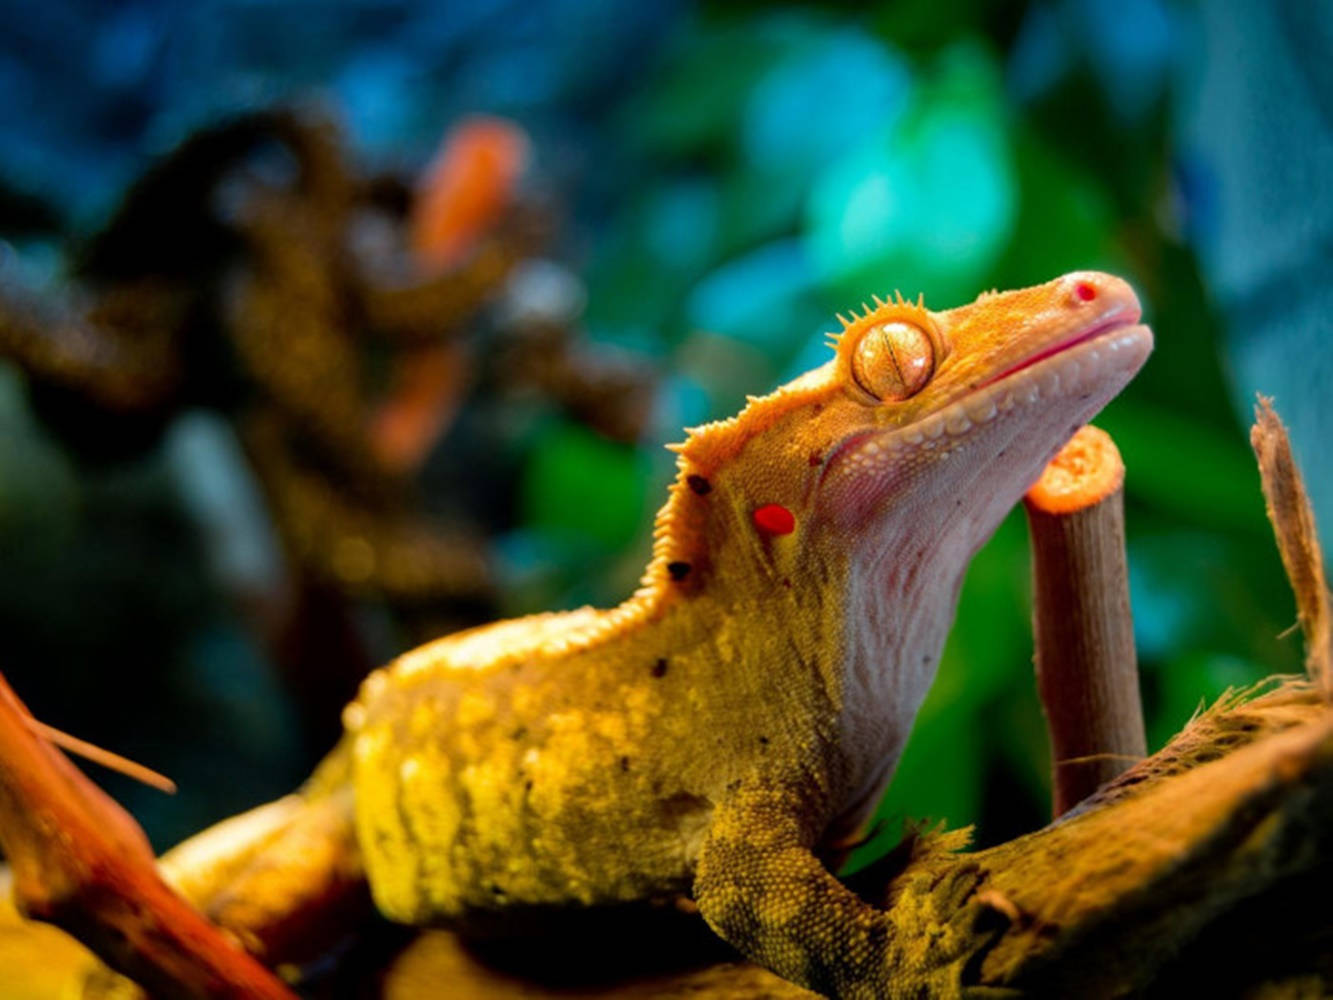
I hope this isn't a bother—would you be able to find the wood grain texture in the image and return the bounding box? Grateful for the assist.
[1024,425,1147,816]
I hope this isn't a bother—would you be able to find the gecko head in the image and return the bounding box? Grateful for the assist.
[813,270,1153,536]
[644,272,1151,599]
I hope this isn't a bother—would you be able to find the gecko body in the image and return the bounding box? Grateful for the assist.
[328,272,1152,997]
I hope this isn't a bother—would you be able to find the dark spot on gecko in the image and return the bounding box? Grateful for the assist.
[758,735,769,745]
[490,884,504,895]
[524,780,534,792]
[512,726,527,740]
[687,474,712,495]
[781,578,792,589]
[667,561,692,581]
[620,756,631,771]
[804,958,839,998]
[651,658,669,678]
[659,791,709,823]
[808,450,824,466]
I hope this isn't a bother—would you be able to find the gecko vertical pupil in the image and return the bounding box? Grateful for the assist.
[851,322,934,401]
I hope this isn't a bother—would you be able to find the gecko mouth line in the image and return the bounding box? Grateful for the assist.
[977,308,1144,391]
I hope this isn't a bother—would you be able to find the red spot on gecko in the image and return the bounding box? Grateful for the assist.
[1075,282,1097,302]
[753,504,795,536]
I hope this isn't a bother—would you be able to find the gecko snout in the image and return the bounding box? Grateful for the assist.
[1063,271,1142,327]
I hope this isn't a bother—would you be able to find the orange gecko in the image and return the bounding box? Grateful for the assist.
[49,273,1155,998]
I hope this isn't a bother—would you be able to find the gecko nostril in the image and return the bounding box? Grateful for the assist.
[1074,282,1097,303]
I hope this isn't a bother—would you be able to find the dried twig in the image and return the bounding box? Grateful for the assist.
[0,671,296,999]
[1250,396,1333,699]
[1024,425,1147,816]
[22,716,176,794]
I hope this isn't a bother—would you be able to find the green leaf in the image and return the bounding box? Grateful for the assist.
[520,420,650,552]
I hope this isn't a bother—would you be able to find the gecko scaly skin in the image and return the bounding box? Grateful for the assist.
[323,271,1153,997]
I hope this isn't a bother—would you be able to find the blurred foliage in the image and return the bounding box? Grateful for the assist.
[0,0,1306,862]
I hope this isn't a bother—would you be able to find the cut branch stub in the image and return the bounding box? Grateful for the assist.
[1250,395,1333,699]
[1024,424,1147,817]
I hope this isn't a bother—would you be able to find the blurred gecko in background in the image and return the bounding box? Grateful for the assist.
[155,271,1153,999]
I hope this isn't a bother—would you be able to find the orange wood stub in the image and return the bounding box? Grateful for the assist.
[1025,425,1146,817]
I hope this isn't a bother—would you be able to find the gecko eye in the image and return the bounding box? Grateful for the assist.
[851,322,935,401]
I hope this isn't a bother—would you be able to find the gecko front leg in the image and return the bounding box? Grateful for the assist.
[694,784,988,1000]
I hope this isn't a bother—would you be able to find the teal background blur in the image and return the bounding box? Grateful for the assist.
[0,0,1326,859]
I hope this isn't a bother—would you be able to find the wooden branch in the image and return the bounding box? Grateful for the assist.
[0,671,297,1000]
[1250,396,1333,699]
[1024,425,1147,816]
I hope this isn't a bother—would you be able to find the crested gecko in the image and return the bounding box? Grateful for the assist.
[178,272,1154,998]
